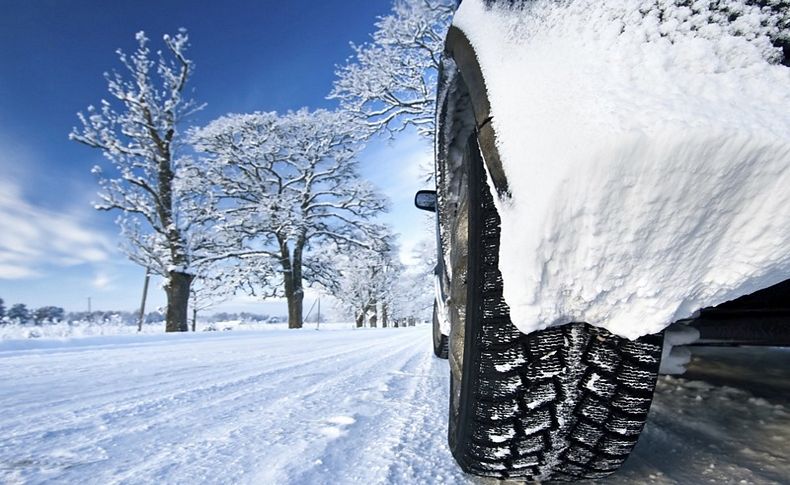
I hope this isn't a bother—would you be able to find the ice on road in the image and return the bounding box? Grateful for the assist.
[1,326,788,484]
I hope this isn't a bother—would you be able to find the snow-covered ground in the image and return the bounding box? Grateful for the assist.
[0,321,357,342]
[615,347,790,484]
[0,326,787,484]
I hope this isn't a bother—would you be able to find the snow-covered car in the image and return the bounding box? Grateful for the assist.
[416,0,790,481]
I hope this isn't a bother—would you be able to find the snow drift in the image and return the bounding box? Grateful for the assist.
[453,0,790,339]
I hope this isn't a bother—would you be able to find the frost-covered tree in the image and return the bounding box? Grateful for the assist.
[70,30,207,332]
[0,298,5,322]
[381,238,435,326]
[32,307,46,325]
[50,307,66,323]
[329,0,456,137]
[329,236,402,328]
[8,304,29,324]
[32,306,64,325]
[145,310,165,324]
[190,109,388,329]
[387,276,431,326]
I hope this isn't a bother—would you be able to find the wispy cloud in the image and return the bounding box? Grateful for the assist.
[91,271,114,291]
[0,179,115,280]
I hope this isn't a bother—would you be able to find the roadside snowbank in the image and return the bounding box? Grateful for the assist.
[0,321,162,341]
[0,321,358,347]
[454,0,790,338]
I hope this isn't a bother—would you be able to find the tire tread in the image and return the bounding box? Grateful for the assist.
[451,139,663,481]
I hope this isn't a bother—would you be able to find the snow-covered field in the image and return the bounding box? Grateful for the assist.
[0,326,787,484]
[0,321,357,342]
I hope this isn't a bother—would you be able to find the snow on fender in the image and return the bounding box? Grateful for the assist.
[453,0,790,340]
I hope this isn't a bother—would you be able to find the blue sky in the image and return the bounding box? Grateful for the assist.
[0,0,433,315]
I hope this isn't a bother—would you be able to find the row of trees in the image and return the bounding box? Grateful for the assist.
[70,1,453,332]
[0,296,285,326]
[0,299,66,324]
[330,239,435,328]
[325,0,451,327]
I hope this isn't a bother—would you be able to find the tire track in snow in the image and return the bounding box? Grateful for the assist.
[380,347,477,484]
[0,330,420,484]
[276,347,430,484]
[80,330,427,484]
[0,335,370,435]
[215,333,431,485]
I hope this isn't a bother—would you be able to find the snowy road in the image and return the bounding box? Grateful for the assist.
[0,327,469,485]
[1,326,788,484]
[610,347,790,485]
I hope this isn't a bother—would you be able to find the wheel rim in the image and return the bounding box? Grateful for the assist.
[446,137,474,448]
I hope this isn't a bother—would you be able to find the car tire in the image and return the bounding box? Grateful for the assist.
[445,132,664,481]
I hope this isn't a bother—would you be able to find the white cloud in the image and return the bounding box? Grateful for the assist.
[0,264,40,279]
[91,271,114,291]
[0,179,114,280]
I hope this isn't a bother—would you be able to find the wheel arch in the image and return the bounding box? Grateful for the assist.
[440,26,509,198]
[433,25,511,337]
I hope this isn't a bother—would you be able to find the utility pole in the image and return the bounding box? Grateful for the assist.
[138,267,150,332]
[316,297,321,330]
[87,297,92,322]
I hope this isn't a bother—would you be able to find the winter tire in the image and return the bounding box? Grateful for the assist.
[444,133,664,481]
[433,301,449,359]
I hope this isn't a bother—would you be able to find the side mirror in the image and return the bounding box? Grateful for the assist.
[414,190,437,212]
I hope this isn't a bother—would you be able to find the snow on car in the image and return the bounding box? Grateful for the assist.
[416,0,790,481]
[454,0,790,340]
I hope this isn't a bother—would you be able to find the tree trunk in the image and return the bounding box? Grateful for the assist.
[283,259,304,329]
[165,271,193,332]
[382,303,389,328]
[286,286,304,329]
[191,307,197,332]
[282,258,304,329]
[280,236,306,329]
[356,310,365,328]
[369,302,378,328]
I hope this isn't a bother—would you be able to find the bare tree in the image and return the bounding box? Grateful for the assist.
[329,0,455,137]
[70,30,207,332]
[190,109,388,329]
